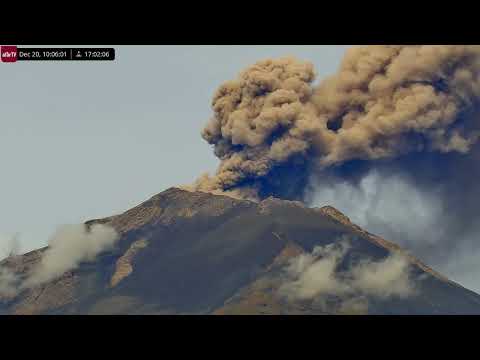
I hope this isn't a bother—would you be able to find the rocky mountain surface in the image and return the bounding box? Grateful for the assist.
[1,187,480,315]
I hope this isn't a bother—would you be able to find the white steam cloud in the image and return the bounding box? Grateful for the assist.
[279,241,351,299]
[350,251,415,299]
[0,234,21,298]
[0,267,18,298]
[0,233,21,261]
[308,169,480,293]
[0,223,119,297]
[279,238,415,307]
[22,224,119,289]
[308,170,445,253]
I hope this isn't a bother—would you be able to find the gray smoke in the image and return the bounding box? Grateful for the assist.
[308,165,480,292]
[308,170,445,261]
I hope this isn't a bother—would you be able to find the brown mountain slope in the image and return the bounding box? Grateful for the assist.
[1,187,480,315]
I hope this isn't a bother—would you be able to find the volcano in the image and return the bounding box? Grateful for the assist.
[1,187,480,315]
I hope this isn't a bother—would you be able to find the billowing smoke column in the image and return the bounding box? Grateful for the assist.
[189,57,318,200]
[188,45,480,201]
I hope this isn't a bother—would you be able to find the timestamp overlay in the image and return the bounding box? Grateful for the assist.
[15,48,115,61]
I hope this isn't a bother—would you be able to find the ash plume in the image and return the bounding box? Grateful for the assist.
[187,46,480,201]
[184,45,480,290]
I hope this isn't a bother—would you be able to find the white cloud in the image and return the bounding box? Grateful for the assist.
[279,238,416,307]
[22,223,119,289]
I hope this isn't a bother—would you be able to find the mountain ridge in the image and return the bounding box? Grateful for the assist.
[1,187,480,314]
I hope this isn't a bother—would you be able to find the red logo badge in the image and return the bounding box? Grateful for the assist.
[1,46,18,62]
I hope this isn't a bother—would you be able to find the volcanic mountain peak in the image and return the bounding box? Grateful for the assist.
[2,187,480,314]
[86,187,246,234]
[316,206,352,226]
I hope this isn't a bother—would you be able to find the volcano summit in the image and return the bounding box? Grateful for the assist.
[1,188,479,315]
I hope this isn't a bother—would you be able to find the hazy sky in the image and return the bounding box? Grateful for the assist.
[0,45,350,254]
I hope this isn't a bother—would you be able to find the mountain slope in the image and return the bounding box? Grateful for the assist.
[1,187,480,315]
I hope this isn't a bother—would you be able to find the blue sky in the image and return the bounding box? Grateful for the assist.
[0,45,349,253]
